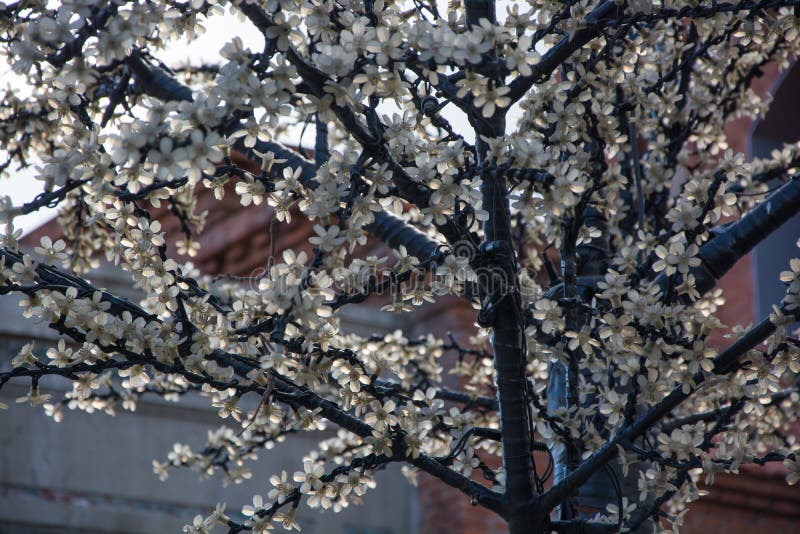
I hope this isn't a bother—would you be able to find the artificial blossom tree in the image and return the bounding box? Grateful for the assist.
[2,0,800,532]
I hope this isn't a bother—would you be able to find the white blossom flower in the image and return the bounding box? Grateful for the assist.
[294,459,325,494]
[653,241,701,275]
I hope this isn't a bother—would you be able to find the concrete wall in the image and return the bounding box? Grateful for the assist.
[0,264,417,534]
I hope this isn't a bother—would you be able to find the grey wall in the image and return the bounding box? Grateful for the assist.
[0,264,416,534]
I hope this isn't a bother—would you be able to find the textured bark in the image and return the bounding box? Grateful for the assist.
[460,2,539,523]
[481,170,536,533]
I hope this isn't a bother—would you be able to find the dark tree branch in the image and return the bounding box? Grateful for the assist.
[544,307,798,512]
[0,246,506,516]
[123,49,446,266]
[658,176,800,296]
[506,1,617,104]
[237,3,470,247]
